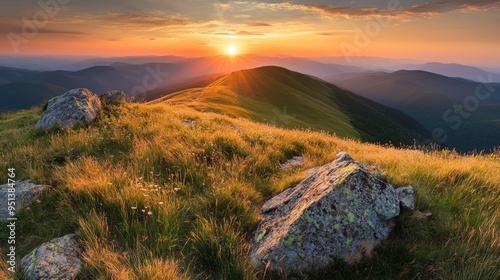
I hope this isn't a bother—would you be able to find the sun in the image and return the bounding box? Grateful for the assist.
[227,45,237,56]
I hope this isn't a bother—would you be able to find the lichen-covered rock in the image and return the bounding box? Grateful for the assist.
[250,152,402,274]
[35,88,101,129]
[0,180,49,221]
[21,234,82,280]
[98,90,126,105]
[396,186,415,210]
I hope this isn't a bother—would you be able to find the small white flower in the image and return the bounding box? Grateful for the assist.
[131,206,137,210]
[147,211,153,215]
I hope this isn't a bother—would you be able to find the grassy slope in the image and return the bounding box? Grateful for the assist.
[150,66,430,146]
[0,103,498,279]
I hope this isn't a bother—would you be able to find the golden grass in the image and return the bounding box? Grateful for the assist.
[0,103,498,279]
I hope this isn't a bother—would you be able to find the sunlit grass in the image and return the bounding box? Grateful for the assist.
[0,102,498,279]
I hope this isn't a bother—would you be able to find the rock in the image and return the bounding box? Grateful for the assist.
[250,152,402,274]
[279,156,305,171]
[21,234,82,280]
[371,166,387,181]
[0,180,49,221]
[411,211,432,221]
[181,120,197,127]
[396,186,415,210]
[98,90,126,105]
[35,88,101,129]
[231,124,243,131]
[303,167,319,176]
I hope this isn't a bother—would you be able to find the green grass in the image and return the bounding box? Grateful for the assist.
[0,102,498,279]
[150,66,430,146]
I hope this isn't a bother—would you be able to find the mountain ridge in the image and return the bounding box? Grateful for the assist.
[152,66,431,146]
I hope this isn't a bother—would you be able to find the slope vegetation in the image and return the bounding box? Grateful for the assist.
[152,66,430,146]
[0,103,498,279]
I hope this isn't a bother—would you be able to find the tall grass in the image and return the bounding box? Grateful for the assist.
[0,103,498,279]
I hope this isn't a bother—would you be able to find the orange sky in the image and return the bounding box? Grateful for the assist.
[1,0,499,66]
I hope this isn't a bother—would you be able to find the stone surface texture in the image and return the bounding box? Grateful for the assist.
[250,152,406,273]
[21,234,82,280]
[35,88,101,129]
[0,180,49,221]
[396,186,416,210]
[98,90,126,105]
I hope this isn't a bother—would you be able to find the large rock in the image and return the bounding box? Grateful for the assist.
[35,88,101,129]
[98,90,126,105]
[250,152,405,274]
[21,234,82,280]
[0,180,49,221]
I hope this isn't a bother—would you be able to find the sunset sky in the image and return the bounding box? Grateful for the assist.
[1,0,499,66]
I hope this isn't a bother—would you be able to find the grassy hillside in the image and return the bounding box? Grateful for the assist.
[151,66,430,146]
[0,102,498,279]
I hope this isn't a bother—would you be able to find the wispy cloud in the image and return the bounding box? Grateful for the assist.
[259,0,500,20]
[246,22,271,27]
[202,29,265,37]
[0,22,87,35]
[100,12,210,31]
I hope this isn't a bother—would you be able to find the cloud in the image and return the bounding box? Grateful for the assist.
[0,22,87,35]
[101,12,209,30]
[236,30,263,36]
[318,32,345,36]
[37,29,88,35]
[246,22,271,26]
[201,29,265,37]
[259,0,500,20]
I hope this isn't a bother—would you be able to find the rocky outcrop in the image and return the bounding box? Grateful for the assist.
[21,234,82,280]
[0,180,49,221]
[35,88,101,129]
[98,90,126,105]
[396,186,415,210]
[250,152,414,274]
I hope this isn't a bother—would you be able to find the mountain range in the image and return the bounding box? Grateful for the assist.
[330,70,500,151]
[150,66,430,146]
[1,55,499,152]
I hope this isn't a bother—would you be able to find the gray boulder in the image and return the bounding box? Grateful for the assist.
[35,88,101,129]
[21,234,82,280]
[98,90,126,105]
[0,180,49,221]
[250,152,405,274]
[396,186,415,210]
